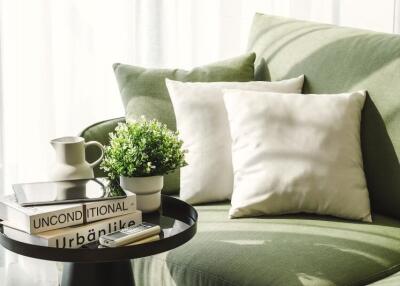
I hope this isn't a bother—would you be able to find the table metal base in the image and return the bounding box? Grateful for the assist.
[61,260,134,286]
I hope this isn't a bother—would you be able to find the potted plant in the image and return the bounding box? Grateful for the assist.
[100,118,187,212]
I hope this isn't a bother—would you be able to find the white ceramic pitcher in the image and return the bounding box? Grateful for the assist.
[50,136,104,181]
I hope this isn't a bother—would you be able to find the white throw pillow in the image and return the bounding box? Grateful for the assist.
[165,76,304,204]
[223,89,371,222]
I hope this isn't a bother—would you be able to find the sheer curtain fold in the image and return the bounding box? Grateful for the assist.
[0,0,399,285]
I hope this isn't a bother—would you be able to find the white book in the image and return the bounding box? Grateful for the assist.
[0,191,137,234]
[127,234,160,246]
[2,211,142,248]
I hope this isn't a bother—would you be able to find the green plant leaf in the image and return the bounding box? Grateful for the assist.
[100,118,187,178]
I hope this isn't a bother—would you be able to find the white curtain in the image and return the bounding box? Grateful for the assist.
[0,0,398,285]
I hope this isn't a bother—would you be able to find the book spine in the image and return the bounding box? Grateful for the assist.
[48,211,142,248]
[26,195,136,234]
[29,206,83,234]
[85,194,137,223]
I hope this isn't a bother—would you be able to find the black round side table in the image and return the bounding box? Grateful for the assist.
[0,195,198,286]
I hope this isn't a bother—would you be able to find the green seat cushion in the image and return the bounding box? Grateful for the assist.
[248,13,400,220]
[369,271,400,286]
[134,202,400,286]
[113,53,256,194]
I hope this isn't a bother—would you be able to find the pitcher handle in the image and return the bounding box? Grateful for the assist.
[85,141,105,168]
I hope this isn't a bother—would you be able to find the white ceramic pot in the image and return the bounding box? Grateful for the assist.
[119,176,163,213]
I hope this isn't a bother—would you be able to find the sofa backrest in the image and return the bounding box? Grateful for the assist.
[248,13,400,220]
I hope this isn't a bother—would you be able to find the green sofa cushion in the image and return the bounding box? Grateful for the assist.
[247,13,400,220]
[80,117,125,178]
[113,53,256,194]
[134,202,400,286]
[369,271,400,286]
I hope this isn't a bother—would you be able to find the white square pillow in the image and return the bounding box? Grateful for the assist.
[165,76,304,204]
[223,89,372,222]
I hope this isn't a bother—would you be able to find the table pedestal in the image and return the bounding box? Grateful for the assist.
[61,260,134,286]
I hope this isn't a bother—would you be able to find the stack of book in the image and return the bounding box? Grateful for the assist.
[0,183,142,249]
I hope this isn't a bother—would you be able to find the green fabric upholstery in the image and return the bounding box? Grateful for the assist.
[248,13,400,220]
[79,117,125,178]
[134,202,400,286]
[81,14,400,285]
[113,53,256,194]
[369,271,400,286]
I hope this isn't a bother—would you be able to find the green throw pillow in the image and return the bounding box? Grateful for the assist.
[113,53,256,194]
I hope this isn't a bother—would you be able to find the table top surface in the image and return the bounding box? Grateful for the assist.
[0,195,198,263]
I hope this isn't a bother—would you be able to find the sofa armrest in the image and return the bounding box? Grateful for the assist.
[79,117,125,177]
[367,270,400,285]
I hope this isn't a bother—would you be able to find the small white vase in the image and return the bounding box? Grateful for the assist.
[50,136,104,181]
[119,176,163,213]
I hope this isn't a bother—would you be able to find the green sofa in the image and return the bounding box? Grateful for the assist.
[80,14,400,286]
